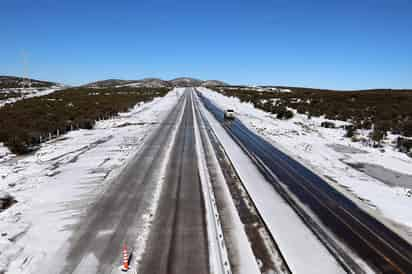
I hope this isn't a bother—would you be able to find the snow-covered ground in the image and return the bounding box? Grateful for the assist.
[0,86,64,107]
[198,87,412,242]
[194,94,276,274]
[0,88,181,273]
[0,146,11,162]
[193,99,233,274]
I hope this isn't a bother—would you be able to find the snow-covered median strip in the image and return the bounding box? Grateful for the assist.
[198,87,412,241]
[193,93,261,274]
[0,88,182,274]
[192,96,232,274]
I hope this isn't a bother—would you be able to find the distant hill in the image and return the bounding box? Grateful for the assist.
[252,85,412,93]
[169,77,203,87]
[0,76,64,103]
[0,76,60,89]
[85,77,228,88]
[135,78,172,88]
[201,80,228,87]
[84,78,171,88]
[83,79,131,88]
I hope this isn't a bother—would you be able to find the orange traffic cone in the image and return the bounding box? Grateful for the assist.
[121,243,129,272]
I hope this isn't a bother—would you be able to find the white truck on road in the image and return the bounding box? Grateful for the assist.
[224,109,235,120]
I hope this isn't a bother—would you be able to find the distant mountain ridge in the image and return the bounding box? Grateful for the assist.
[84,77,228,88]
[0,76,60,89]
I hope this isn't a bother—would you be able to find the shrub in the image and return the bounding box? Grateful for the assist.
[370,127,386,147]
[276,107,294,119]
[402,121,412,137]
[321,121,336,128]
[345,126,356,138]
[396,137,412,154]
[296,105,306,114]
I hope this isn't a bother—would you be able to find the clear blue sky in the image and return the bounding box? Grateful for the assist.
[1,0,411,89]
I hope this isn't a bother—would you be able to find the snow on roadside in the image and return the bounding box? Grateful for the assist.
[193,94,261,274]
[192,97,233,274]
[0,88,182,274]
[0,145,11,162]
[198,87,412,241]
[0,86,64,107]
[130,92,186,274]
[197,92,346,274]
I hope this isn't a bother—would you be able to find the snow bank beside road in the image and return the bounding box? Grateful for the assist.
[0,145,10,162]
[198,87,412,240]
[0,88,182,274]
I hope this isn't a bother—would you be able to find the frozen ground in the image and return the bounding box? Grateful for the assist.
[0,86,64,107]
[0,88,181,274]
[198,87,412,242]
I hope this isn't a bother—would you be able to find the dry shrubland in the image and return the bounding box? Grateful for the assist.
[213,86,412,154]
[0,86,170,154]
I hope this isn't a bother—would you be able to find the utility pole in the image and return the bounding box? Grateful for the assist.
[21,50,31,89]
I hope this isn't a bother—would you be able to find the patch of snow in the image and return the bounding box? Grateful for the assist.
[0,145,12,162]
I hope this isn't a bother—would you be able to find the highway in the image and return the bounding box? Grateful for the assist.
[37,89,209,274]
[138,91,209,274]
[35,87,412,274]
[198,90,412,274]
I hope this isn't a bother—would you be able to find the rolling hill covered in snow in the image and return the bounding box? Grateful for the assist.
[84,77,228,88]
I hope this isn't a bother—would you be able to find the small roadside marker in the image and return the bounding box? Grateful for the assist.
[121,243,129,272]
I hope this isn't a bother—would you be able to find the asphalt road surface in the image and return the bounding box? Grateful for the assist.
[198,90,412,274]
[38,89,209,274]
[138,91,209,274]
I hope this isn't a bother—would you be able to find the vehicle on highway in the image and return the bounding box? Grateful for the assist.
[224,109,235,120]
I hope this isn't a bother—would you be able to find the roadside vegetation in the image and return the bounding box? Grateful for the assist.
[0,76,56,89]
[213,86,412,156]
[0,91,20,100]
[0,86,170,154]
[0,76,59,100]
